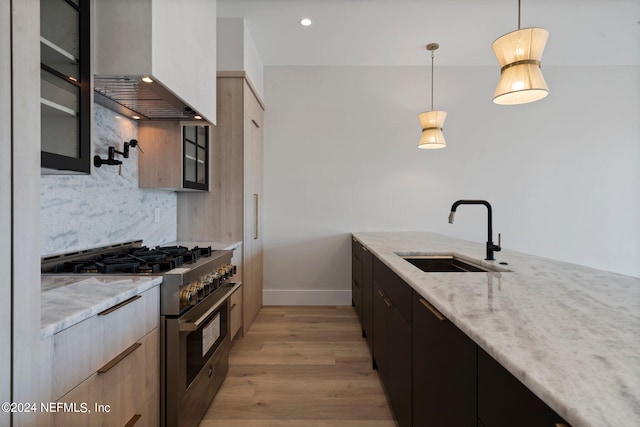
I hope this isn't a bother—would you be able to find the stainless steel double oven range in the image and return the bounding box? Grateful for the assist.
[42,240,240,427]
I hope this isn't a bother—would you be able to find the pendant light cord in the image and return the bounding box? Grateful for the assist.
[518,0,521,29]
[430,49,434,111]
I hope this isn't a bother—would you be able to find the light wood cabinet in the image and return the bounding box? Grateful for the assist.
[178,72,264,335]
[41,286,159,426]
[138,121,210,191]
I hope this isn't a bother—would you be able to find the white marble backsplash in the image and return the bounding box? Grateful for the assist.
[41,103,177,256]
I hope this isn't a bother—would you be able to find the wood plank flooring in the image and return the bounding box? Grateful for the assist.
[199,306,396,427]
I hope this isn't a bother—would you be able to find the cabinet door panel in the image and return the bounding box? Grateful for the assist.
[372,284,388,378]
[478,347,566,427]
[387,306,412,427]
[413,292,477,426]
[362,247,374,352]
[351,239,363,323]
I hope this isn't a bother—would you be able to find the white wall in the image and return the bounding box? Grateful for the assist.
[263,65,640,304]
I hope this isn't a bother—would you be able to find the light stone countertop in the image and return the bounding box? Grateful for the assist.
[41,275,163,339]
[352,232,640,427]
[40,240,241,339]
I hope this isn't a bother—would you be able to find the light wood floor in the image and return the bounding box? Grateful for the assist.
[199,306,396,427]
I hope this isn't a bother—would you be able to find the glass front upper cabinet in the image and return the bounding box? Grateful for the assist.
[40,0,91,174]
[183,124,209,191]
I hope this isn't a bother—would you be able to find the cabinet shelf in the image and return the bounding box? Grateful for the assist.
[41,98,76,117]
[40,36,77,63]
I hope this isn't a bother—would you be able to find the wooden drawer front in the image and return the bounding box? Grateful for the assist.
[100,286,159,365]
[230,285,243,339]
[52,286,159,400]
[53,328,159,427]
[52,314,102,401]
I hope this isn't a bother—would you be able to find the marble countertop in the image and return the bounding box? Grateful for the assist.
[352,232,640,427]
[41,275,162,339]
[40,239,241,339]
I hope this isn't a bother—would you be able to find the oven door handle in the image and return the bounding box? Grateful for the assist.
[179,282,241,332]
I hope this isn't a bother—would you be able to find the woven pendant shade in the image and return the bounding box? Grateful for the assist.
[418,111,447,149]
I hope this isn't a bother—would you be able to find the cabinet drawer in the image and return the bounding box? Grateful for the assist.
[52,286,159,400]
[53,327,159,427]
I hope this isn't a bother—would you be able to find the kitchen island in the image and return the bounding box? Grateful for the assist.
[353,232,640,427]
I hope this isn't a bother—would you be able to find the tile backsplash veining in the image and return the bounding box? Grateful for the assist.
[41,103,177,256]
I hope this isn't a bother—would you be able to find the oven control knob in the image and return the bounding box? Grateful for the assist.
[180,288,196,306]
[194,281,205,301]
[231,264,237,275]
[218,267,228,281]
[212,272,221,288]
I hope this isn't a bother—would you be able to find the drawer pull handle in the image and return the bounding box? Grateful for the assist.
[377,289,385,298]
[362,246,369,252]
[230,303,238,310]
[384,297,392,308]
[419,298,446,321]
[98,342,141,374]
[252,119,261,128]
[124,414,142,427]
[98,295,141,316]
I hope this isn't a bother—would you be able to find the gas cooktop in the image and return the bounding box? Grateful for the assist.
[41,241,215,275]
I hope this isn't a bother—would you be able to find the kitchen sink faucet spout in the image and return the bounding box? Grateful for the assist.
[448,200,501,261]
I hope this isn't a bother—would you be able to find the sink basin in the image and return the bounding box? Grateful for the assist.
[400,255,506,273]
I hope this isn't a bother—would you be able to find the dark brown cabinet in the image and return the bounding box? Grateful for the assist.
[373,257,412,427]
[351,239,363,325]
[412,291,477,426]
[352,241,568,427]
[352,238,374,354]
[478,347,567,427]
[361,245,373,354]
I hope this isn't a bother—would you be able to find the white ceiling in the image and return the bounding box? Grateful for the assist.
[217,0,640,67]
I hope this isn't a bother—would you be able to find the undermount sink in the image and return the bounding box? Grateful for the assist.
[399,255,508,273]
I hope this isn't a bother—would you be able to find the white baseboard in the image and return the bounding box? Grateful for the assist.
[263,289,352,306]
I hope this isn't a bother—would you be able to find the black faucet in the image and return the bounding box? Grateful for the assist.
[448,200,501,261]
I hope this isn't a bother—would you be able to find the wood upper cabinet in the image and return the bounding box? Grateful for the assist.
[138,121,210,191]
[412,290,477,427]
[178,72,264,335]
[94,0,216,123]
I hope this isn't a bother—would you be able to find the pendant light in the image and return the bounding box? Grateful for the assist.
[492,0,549,105]
[418,43,447,149]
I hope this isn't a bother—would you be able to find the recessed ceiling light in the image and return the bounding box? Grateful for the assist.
[300,18,312,26]
[194,115,202,120]
[141,76,153,83]
[132,115,141,120]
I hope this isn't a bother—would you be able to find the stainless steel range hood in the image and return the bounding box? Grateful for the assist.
[94,75,202,121]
